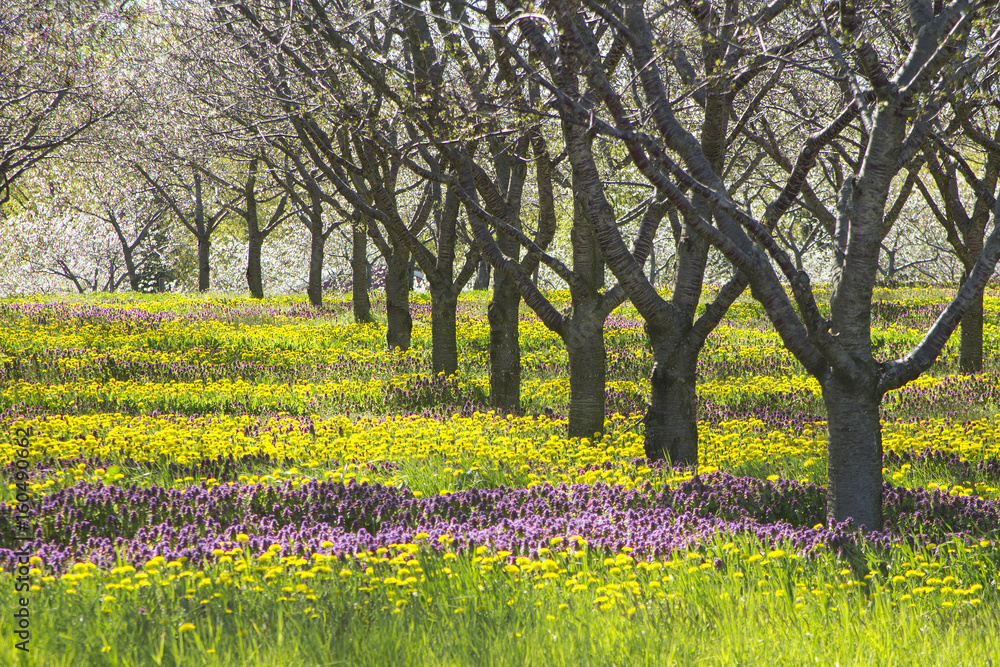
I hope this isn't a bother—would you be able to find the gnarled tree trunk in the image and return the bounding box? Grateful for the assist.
[474,257,491,290]
[959,261,985,373]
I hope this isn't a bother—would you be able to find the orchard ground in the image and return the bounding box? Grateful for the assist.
[1,288,999,666]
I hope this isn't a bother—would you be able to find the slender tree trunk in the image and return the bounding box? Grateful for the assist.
[564,314,606,439]
[197,234,211,292]
[488,274,521,413]
[822,374,883,530]
[430,284,458,375]
[644,347,698,465]
[247,233,264,299]
[352,218,374,323]
[386,244,412,350]
[307,229,325,307]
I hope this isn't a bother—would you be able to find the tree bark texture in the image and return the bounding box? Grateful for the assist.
[246,233,264,299]
[430,285,458,376]
[565,314,607,439]
[474,257,491,290]
[959,205,986,374]
[307,226,325,307]
[352,217,374,323]
[385,243,412,351]
[197,235,210,292]
[959,288,984,373]
[644,350,698,465]
[822,374,883,530]
[488,275,521,413]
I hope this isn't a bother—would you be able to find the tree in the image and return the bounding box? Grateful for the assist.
[526,0,1000,528]
[212,0,484,373]
[0,0,124,206]
[916,99,1000,371]
[137,164,235,292]
[68,165,170,292]
[498,0,859,461]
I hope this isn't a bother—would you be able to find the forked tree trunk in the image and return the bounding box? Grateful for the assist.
[247,232,264,299]
[386,244,412,351]
[430,285,458,375]
[822,374,883,530]
[352,220,374,323]
[959,286,984,373]
[488,275,521,413]
[565,315,606,439]
[197,235,211,292]
[644,351,699,465]
[307,230,325,307]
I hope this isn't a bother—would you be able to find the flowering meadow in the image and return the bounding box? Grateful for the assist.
[2,290,1000,665]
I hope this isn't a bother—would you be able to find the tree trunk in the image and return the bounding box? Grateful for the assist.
[352,219,374,323]
[565,315,607,439]
[122,247,139,292]
[822,374,883,530]
[644,353,698,465]
[488,275,521,413]
[386,244,412,351]
[246,232,264,299]
[430,285,459,376]
[959,265,984,373]
[473,256,491,290]
[197,234,211,292]
[307,228,325,307]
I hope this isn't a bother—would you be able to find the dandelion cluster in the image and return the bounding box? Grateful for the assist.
[1,291,999,662]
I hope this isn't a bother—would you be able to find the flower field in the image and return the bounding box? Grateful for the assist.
[2,290,1000,665]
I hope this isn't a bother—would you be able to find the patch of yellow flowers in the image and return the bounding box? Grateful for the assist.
[4,409,1000,500]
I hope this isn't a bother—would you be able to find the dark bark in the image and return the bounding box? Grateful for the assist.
[430,285,459,376]
[473,256,491,290]
[488,275,521,413]
[565,313,607,439]
[197,234,210,292]
[386,242,412,350]
[959,206,988,373]
[121,244,139,292]
[304,183,326,308]
[307,227,325,307]
[644,343,699,465]
[959,286,984,373]
[246,232,264,299]
[352,216,374,323]
[822,374,883,529]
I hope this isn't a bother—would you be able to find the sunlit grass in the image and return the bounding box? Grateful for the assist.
[1,289,999,664]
